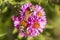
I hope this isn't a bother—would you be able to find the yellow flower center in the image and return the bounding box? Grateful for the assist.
[20,20,27,27]
[33,22,40,29]
[37,12,42,17]
[25,10,31,15]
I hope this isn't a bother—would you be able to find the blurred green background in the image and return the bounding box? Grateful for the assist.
[0,0,60,40]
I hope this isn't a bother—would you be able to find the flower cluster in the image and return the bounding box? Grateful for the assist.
[12,3,47,37]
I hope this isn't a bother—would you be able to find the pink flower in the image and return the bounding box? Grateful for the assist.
[20,3,32,12]
[12,3,47,37]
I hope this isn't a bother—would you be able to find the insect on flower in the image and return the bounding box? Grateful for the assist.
[12,3,47,37]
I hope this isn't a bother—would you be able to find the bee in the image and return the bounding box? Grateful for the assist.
[19,26,25,32]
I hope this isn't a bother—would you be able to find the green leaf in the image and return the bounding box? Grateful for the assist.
[27,37,33,40]
[12,28,17,34]
[17,34,23,40]
[46,24,53,29]
[39,34,45,40]
[45,32,51,36]
[2,7,8,13]
[0,33,7,37]
[33,34,45,40]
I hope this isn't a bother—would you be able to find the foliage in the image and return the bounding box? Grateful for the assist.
[0,0,60,40]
